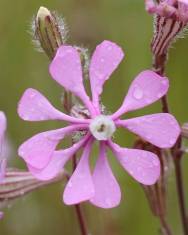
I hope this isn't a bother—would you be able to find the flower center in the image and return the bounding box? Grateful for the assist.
[89,115,116,141]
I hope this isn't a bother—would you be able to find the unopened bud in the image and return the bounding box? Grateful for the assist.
[34,6,67,60]
[0,169,67,210]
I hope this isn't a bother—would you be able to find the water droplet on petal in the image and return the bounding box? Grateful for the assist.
[133,87,143,100]
[30,93,36,99]
[152,159,159,166]
[100,58,105,63]
[161,80,168,86]
[105,198,112,207]
[169,139,175,145]
[107,46,112,51]
[137,166,142,172]
[113,61,118,66]
[145,98,152,104]
[146,134,152,140]
[157,92,163,98]
[129,170,134,175]
[68,181,73,188]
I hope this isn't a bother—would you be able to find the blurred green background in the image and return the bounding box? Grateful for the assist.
[0,0,188,234]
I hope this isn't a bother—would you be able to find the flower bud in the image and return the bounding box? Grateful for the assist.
[0,169,66,210]
[34,6,67,60]
[145,0,188,68]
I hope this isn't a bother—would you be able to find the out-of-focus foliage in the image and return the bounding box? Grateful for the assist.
[0,0,188,234]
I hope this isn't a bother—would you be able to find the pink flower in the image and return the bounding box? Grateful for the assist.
[0,112,7,182]
[18,40,180,208]
[145,0,188,22]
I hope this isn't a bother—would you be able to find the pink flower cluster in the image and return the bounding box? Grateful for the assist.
[18,40,180,208]
[145,0,188,22]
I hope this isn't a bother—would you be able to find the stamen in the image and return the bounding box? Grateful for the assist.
[89,115,116,141]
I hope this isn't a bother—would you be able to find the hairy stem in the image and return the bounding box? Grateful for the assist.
[152,53,174,235]
[153,52,188,235]
[172,137,188,235]
[159,216,173,235]
[174,157,188,235]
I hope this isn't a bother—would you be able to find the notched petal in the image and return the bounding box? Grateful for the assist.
[18,88,83,123]
[117,113,180,148]
[89,40,124,110]
[112,70,169,119]
[109,142,160,185]
[49,46,95,116]
[90,143,121,208]
[63,139,94,205]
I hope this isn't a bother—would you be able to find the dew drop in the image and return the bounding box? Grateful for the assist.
[105,198,112,207]
[146,134,152,140]
[152,159,159,166]
[91,189,95,194]
[107,46,112,51]
[19,150,24,155]
[30,93,36,99]
[133,87,143,100]
[145,98,152,104]
[157,92,163,98]
[137,166,142,172]
[129,170,134,175]
[68,181,73,188]
[113,61,118,66]
[161,80,168,86]
[100,58,105,63]
[169,139,175,145]
[66,49,72,54]
[23,115,29,120]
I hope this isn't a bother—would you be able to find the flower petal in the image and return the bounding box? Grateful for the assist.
[179,0,188,5]
[109,141,160,185]
[89,40,124,112]
[18,88,87,124]
[90,142,121,208]
[49,46,96,116]
[18,125,88,170]
[63,139,94,205]
[0,112,6,148]
[0,159,7,182]
[28,134,90,181]
[0,112,7,182]
[111,70,169,119]
[117,113,180,148]
[0,212,4,220]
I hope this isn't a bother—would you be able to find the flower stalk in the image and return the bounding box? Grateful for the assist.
[134,139,172,235]
[150,10,188,234]
[152,42,188,235]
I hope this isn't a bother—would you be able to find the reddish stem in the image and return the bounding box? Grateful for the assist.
[64,92,89,235]
[154,51,188,235]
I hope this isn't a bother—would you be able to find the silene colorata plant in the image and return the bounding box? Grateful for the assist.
[1,2,188,235]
